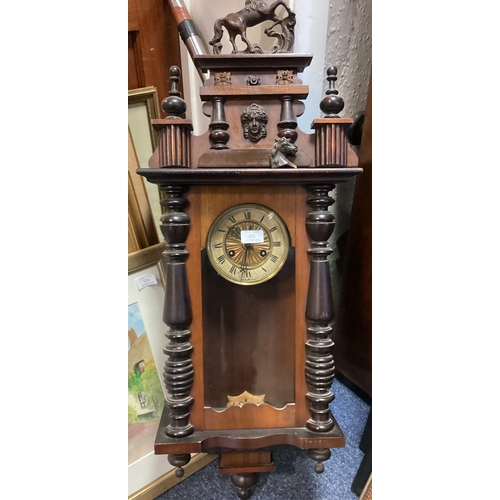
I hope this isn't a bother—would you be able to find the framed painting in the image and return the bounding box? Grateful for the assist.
[128,87,163,242]
[128,244,215,499]
[128,128,159,253]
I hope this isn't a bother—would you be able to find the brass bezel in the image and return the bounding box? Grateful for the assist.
[206,203,290,286]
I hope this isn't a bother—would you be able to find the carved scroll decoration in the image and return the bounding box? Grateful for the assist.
[266,11,296,53]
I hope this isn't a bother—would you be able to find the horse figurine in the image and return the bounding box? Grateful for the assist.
[209,0,295,55]
[265,9,296,53]
[270,137,298,169]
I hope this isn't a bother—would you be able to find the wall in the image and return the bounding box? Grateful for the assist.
[323,0,372,322]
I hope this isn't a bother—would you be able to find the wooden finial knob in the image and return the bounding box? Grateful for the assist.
[314,462,325,474]
[161,66,187,118]
[320,66,344,117]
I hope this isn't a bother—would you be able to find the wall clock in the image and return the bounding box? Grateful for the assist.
[137,2,363,497]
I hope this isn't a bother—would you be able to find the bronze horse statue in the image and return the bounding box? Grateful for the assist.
[209,0,295,54]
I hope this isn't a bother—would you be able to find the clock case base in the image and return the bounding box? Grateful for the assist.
[155,405,344,498]
[154,404,345,454]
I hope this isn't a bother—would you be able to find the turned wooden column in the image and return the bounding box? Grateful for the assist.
[304,184,337,474]
[208,96,230,149]
[304,184,337,432]
[277,95,298,143]
[160,185,195,441]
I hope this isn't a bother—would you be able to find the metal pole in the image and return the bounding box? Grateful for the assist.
[167,0,209,80]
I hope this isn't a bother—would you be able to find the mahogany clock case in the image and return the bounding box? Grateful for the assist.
[186,184,309,432]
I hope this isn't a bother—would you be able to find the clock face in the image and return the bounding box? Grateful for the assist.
[206,203,290,286]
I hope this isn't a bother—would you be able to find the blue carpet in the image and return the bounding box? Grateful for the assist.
[155,378,370,499]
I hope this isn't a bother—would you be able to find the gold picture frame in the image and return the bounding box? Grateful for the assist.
[128,88,163,243]
[129,454,216,500]
[128,243,215,499]
[128,87,161,151]
[128,128,159,253]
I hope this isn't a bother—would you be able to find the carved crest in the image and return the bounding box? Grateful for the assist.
[209,1,296,54]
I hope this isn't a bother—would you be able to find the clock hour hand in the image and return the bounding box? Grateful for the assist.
[240,246,249,281]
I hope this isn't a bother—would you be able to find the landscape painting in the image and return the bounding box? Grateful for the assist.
[128,301,164,465]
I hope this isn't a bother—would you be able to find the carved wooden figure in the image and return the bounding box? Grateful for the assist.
[138,7,362,495]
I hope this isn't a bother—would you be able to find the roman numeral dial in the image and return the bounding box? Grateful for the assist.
[206,204,290,286]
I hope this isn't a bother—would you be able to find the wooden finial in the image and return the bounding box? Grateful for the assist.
[161,66,187,118]
[320,66,345,117]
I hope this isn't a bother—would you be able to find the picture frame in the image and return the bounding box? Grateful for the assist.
[128,87,163,241]
[128,128,159,252]
[128,243,215,499]
[128,87,160,151]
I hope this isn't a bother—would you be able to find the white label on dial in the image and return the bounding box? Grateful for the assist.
[241,230,264,244]
[135,274,158,290]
